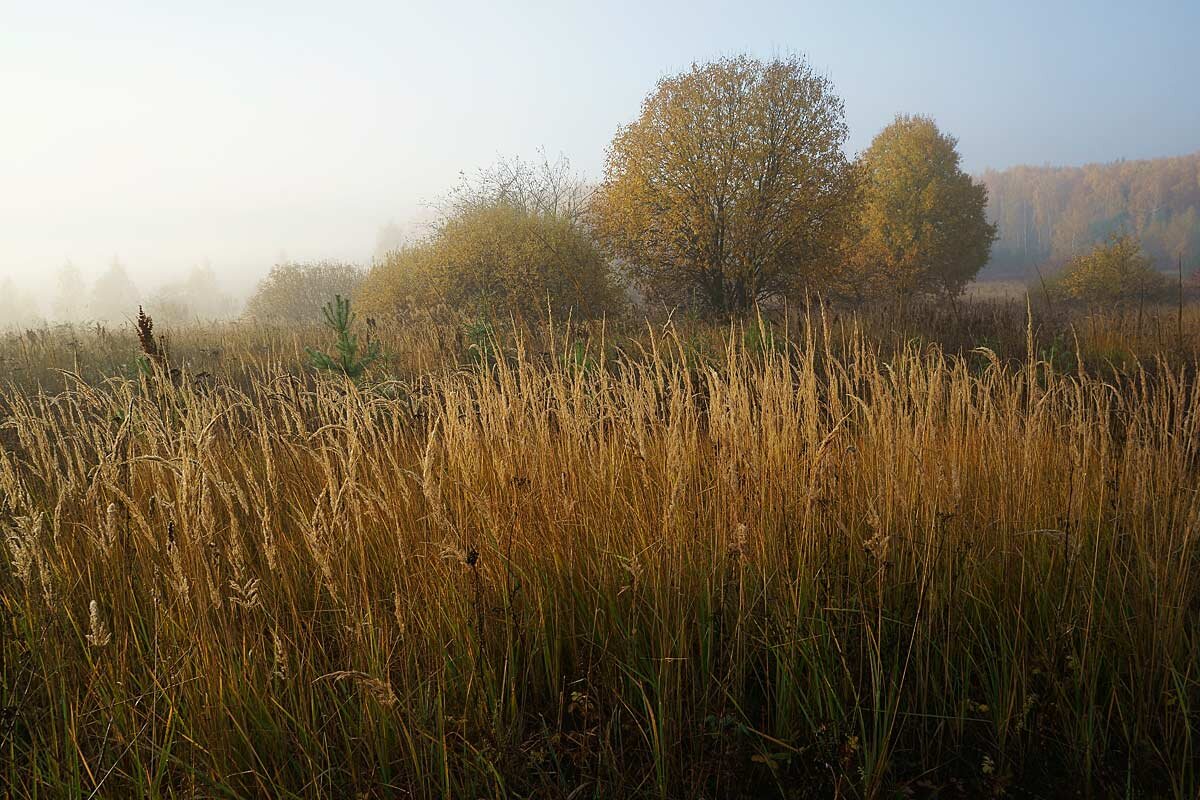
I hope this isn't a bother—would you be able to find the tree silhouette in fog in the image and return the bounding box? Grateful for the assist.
[89,258,141,322]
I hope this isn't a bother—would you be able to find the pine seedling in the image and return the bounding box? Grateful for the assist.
[305,295,381,381]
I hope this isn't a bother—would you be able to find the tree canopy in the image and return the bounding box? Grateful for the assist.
[839,115,995,300]
[147,263,235,324]
[1049,234,1167,307]
[360,155,621,320]
[593,55,854,313]
[359,201,621,320]
[0,278,41,329]
[90,259,142,322]
[245,260,365,324]
[52,262,86,322]
[981,151,1200,277]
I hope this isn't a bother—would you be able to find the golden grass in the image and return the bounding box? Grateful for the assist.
[1,308,1198,797]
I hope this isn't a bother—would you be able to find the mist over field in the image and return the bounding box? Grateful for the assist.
[7,4,1200,798]
[3,1,1198,328]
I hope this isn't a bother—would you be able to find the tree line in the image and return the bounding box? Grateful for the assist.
[1,260,235,328]
[254,55,996,322]
[11,56,1196,331]
[981,151,1200,278]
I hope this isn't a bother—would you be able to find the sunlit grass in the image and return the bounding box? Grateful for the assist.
[1,307,1198,797]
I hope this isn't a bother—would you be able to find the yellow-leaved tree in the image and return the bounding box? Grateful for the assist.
[593,55,855,314]
[358,156,622,320]
[840,115,996,301]
[1050,234,1167,308]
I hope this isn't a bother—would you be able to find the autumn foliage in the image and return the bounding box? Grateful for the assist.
[982,151,1200,277]
[1049,234,1168,307]
[359,201,622,320]
[839,115,996,300]
[245,260,366,324]
[594,55,856,313]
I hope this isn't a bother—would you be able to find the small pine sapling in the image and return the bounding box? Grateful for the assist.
[306,295,382,380]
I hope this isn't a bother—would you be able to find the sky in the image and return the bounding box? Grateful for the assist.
[2,0,1198,307]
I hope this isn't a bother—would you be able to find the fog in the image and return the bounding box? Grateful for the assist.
[3,0,1197,327]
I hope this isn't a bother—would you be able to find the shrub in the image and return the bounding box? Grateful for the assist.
[245,260,365,324]
[145,264,235,324]
[1049,235,1168,308]
[359,202,623,320]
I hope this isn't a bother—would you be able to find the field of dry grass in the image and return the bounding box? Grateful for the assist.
[1,303,1199,797]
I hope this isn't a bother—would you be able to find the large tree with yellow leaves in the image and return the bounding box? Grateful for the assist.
[841,115,996,300]
[593,55,854,313]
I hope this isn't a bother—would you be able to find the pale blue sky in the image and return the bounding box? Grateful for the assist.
[2,0,1197,301]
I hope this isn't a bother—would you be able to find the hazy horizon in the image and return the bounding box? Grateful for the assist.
[3,0,1198,317]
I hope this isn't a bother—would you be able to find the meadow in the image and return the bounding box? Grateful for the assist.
[1,299,1198,797]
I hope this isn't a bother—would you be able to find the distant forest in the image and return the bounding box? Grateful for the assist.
[980,151,1200,278]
